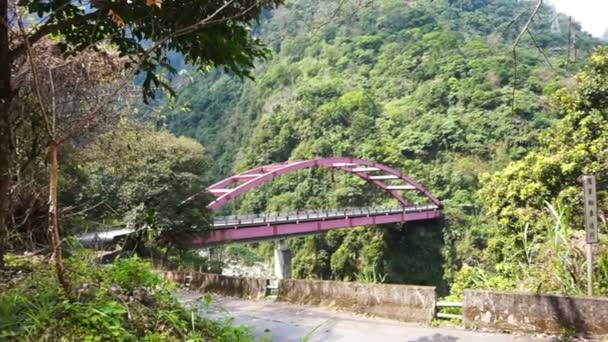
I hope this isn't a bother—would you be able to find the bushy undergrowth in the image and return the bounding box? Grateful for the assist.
[447,203,608,299]
[0,251,253,341]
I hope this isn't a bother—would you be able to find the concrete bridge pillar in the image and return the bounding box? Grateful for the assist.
[274,239,292,279]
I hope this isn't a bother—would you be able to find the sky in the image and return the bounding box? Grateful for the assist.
[546,0,608,38]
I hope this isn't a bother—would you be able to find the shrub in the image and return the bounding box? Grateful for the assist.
[0,251,253,341]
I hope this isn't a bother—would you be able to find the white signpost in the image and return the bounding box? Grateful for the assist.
[582,175,598,296]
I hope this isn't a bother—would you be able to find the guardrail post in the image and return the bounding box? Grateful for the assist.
[435,301,463,320]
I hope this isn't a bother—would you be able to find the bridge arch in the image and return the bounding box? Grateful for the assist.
[206,157,441,210]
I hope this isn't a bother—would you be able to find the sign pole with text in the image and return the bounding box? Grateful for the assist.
[582,175,598,296]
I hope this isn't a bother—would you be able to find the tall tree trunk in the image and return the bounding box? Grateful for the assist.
[48,142,69,292]
[0,112,8,271]
[0,0,12,269]
[0,117,8,270]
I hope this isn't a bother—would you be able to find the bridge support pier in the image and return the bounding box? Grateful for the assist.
[274,239,292,279]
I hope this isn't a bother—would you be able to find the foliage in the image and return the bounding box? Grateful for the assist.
[167,0,601,287]
[225,244,264,266]
[161,249,224,274]
[61,121,212,249]
[450,48,608,296]
[0,0,284,270]
[355,264,387,284]
[481,48,608,238]
[9,0,283,100]
[0,251,254,341]
[0,39,127,265]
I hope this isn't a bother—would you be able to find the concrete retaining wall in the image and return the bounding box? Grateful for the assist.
[464,289,608,335]
[278,279,436,323]
[161,271,267,299]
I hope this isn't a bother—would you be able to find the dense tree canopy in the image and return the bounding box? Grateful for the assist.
[166,0,604,291]
[61,122,212,248]
[464,48,608,295]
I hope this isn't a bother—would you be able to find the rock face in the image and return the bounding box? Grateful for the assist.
[463,290,608,335]
[222,261,273,279]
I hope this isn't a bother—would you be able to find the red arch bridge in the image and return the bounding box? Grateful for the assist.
[190,157,441,246]
[80,157,441,249]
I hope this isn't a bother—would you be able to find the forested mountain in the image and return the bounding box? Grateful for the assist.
[166,0,605,294]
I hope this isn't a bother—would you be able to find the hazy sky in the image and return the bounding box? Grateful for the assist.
[547,0,607,37]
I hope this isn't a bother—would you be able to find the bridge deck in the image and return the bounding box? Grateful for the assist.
[80,205,441,248]
[213,205,439,228]
[189,205,441,246]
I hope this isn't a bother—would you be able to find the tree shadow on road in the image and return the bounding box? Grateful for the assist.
[408,333,459,342]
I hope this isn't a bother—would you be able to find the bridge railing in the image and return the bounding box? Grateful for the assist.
[213,204,438,227]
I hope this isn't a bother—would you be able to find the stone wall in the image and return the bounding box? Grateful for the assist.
[463,290,608,335]
[278,279,436,323]
[160,271,267,299]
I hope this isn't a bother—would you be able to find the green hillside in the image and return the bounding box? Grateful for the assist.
[166,0,605,294]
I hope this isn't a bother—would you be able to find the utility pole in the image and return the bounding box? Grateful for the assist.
[573,31,577,62]
[568,16,573,62]
[582,175,598,296]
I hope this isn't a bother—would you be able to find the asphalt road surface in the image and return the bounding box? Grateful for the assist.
[179,292,556,342]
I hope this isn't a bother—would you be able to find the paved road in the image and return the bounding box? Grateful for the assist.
[179,292,554,342]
